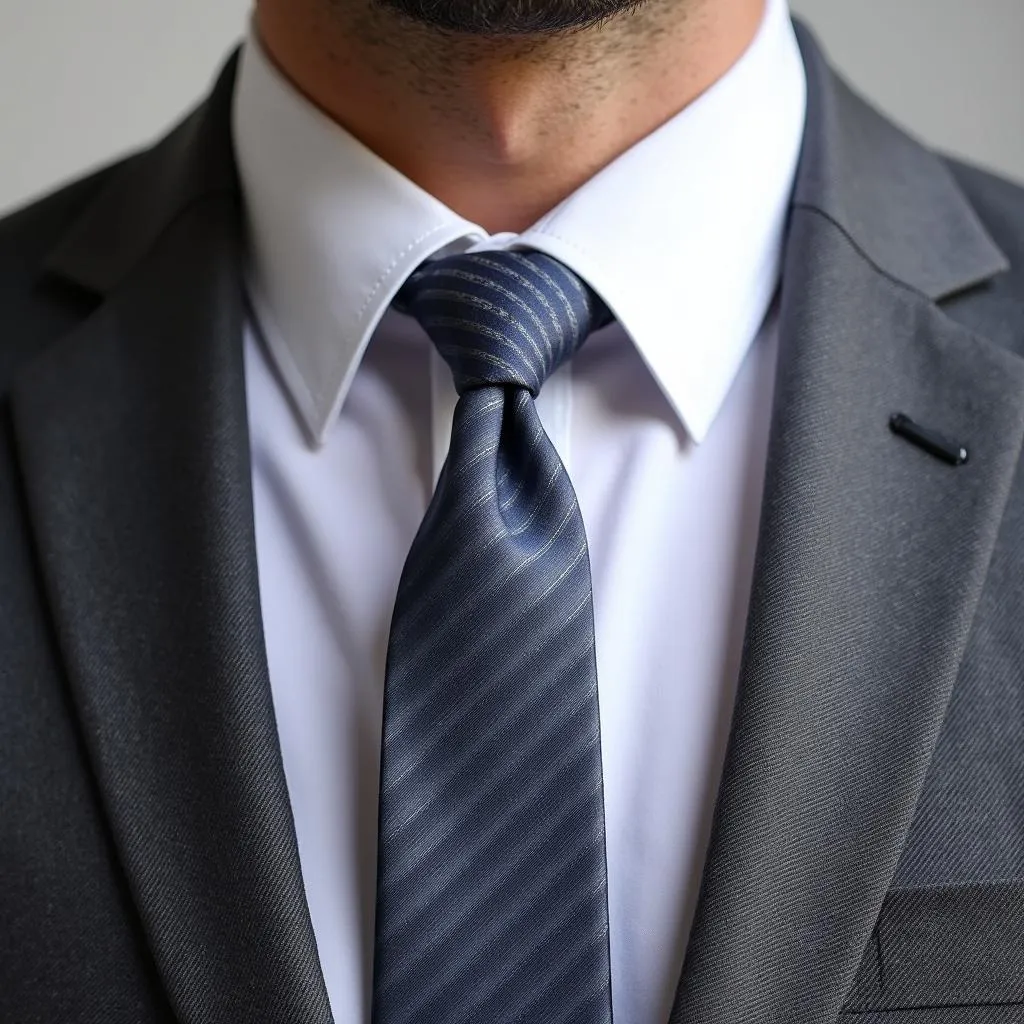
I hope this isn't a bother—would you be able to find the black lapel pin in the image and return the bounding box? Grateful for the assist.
[890,412,968,466]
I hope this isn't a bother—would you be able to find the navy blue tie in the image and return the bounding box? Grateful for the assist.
[372,249,615,1024]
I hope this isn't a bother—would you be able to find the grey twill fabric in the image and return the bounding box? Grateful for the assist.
[371,250,615,1024]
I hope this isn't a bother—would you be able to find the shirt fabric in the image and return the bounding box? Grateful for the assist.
[231,0,807,1019]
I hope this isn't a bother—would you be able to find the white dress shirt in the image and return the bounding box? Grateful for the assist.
[232,0,806,1019]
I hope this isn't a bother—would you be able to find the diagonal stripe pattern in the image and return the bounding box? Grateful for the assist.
[372,249,615,1024]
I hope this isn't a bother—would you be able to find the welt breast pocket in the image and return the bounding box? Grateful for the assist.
[839,879,1024,1021]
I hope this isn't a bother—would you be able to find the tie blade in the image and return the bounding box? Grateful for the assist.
[375,256,613,1024]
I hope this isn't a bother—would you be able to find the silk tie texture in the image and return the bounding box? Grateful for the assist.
[372,249,616,1024]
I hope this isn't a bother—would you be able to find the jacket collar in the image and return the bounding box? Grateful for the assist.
[789,22,1007,299]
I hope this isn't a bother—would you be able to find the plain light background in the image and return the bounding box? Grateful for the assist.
[0,0,1022,215]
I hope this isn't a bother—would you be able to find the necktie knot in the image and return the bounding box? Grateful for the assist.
[395,249,612,395]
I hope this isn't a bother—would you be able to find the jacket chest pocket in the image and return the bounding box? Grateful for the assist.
[841,880,1024,1017]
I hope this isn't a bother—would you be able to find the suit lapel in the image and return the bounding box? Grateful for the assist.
[10,58,333,1024]
[670,24,1024,1024]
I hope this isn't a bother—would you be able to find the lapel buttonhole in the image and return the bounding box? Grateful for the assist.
[890,412,969,466]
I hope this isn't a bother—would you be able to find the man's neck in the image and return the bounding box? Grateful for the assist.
[255,0,765,233]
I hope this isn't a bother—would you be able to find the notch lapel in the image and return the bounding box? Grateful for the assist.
[10,58,333,1024]
[670,24,1024,1024]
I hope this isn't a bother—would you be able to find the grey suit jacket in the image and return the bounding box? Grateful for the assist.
[2,20,1024,1024]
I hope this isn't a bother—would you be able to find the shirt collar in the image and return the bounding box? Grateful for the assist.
[232,0,806,447]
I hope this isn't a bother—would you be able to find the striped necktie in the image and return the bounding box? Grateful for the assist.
[371,249,615,1024]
